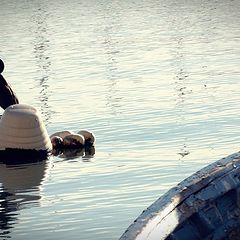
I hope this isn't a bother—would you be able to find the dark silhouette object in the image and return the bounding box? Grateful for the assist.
[0,59,19,110]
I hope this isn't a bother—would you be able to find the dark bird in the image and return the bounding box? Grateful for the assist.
[0,59,19,110]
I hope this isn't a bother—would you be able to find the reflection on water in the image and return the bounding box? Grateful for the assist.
[170,16,192,160]
[31,5,52,124]
[102,4,122,116]
[0,160,50,238]
[53,146,95,160]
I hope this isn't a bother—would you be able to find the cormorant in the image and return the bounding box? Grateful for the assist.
[0,59,19,110]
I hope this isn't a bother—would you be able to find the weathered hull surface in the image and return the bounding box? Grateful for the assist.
[120,152,240,240]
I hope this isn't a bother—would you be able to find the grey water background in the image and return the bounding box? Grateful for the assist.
[0,0,239,239]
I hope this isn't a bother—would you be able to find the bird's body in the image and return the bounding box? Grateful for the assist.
[0,59,19,110]
[0,75,19,109]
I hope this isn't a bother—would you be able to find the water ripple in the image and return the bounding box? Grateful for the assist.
[0,0,240,239]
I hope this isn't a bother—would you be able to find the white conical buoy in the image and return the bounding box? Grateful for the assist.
[0,104,52,153]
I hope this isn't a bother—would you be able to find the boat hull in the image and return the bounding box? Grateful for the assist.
[120,152,240,240]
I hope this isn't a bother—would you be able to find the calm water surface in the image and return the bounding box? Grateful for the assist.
[0,0,240,239]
